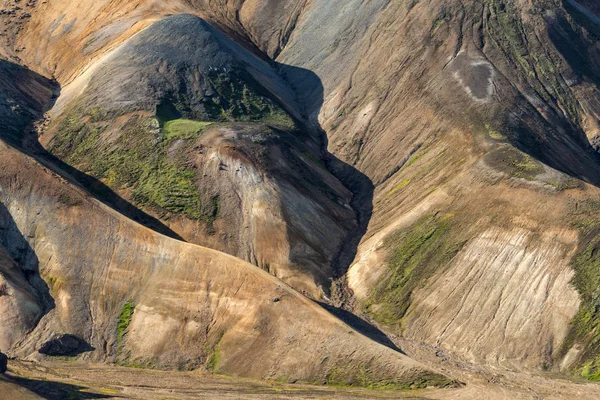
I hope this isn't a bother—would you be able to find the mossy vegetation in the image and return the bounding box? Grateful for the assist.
[163,119,212,141]
[50,112,218,222]
[403,148,429,170]
[49,66,298,225]
[485,123,506,140]
[385,179,411,198]
[116,300,135,343]
[325,364,455,390]
[430,8,450,36]
[204,332,224,372]
[486,0,581,122]
[485,146,544,181]
[202,69,296,130]
[206,347,220,372]
[364,213,466,327]
[560,220,600,380]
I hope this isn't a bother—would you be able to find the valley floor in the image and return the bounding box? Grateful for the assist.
[2,360,438,400]
[3,358,600,400]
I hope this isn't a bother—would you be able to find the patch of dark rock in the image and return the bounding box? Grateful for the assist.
[38,334,94,357]
[0,352,7,373]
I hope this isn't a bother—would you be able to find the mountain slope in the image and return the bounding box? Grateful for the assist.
[38,14,358,297]
[0,61,451,388]
[3,0,600,394]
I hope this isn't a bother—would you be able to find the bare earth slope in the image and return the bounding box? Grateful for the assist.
[0,114,448,388]
[3,0,600,397]
[39,14,358,298]
[0,12,451,390]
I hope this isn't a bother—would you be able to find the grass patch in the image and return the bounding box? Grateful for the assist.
[364,213,466,327]
[117,300,135,343]
[326,365,455,390]
[561,235,600,379]
[132,162,204,219]
[204,332,224,372]
[486,0,581,122]
[430,8,450,36]
[485,123,506,140]
[49,65,300,225]
[403,148,429,170]
[206,347,220,372]
[51,114,219,223]
[163,119,212,141]
[203,69,296,130]
[559,220,600,380]
[485,146,544,181]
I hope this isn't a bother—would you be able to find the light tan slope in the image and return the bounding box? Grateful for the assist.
[0,139,451,387]
[7,0,600,379]
[270,0,600,374]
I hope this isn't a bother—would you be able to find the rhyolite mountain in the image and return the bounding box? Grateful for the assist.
[2,0,600,398]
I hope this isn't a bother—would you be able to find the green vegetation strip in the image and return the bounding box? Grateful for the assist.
[364,213,465,327]
[117,300,135,343]
[325,365,455,390]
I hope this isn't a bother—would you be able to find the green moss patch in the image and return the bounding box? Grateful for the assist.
[163,119,212,141]
[364,213,466,327]
[203,69,296,129]
[117,300,135,343]
[485,1,582,123]
[206,347,220,372]
[50,113,219,223]
[49,65,301,225]
[560,234,600,379]
[485,123,506,140]
[325,364,455,390]
[385,179,411,198]
[485,146,544,181]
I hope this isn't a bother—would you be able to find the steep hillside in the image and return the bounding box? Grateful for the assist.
[37,14,358,297]
[259,0,600,377]
[0,61,450,389]
[3,0,600,396]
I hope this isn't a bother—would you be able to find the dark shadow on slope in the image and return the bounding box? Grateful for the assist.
[6,374,111,400]
[0,202,55,317]
[316,301,404,353]
[276,63,375,280]
[0,59,184,242]
[273,64,391,349]
[524,8,600,187]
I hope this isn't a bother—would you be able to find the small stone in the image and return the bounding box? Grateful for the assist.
[0,352,8,373]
